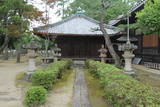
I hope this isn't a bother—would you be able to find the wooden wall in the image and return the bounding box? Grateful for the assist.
[143,34,158,47]
[135,33,160,64]
[56,36,105,59]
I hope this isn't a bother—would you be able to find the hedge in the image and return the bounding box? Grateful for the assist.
[86,60,160,107]
[24,86,47,107]
[31,70,55,90]
[25,59,73,107]
[31,59,73,90]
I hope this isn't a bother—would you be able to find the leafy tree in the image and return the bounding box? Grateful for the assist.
[136,0,160,35]
[0,0,44,54]
[60,0,139,22]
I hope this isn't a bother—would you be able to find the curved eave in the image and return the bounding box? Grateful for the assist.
[34,31,125,38]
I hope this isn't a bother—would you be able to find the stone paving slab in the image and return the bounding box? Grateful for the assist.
[72,68,91,107]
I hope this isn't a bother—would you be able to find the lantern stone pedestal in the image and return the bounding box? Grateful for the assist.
[24,50,37,81]
[28,52,37,71]
[123,50,135,75]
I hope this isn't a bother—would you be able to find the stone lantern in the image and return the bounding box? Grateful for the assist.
[121,42,137,74]
[121,15,137,75]
[24,39,39,80]
[98,45,108,63]
[53,44,61,62]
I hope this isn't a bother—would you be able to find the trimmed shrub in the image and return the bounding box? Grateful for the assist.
[86,60,160,107]
[31,59,73,90]
[31,70,55,90]
[24,86,47,107]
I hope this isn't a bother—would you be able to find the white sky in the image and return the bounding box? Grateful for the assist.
[28,0,62,28]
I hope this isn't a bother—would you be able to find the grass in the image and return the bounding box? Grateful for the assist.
[85,69,112,107]
[53,69,74,88]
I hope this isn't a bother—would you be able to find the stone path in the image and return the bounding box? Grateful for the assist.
[0,59,27,107]
[133,64,160,75]
[72,67,91,107]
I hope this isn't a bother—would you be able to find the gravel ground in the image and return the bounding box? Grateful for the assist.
[0,59,27,107]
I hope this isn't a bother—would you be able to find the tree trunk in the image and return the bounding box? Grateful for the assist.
[0,35,9,53]
[99,24,121,67]
[99,2,121,67]
[16,50,21,63]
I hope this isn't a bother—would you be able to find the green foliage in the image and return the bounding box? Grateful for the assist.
[0,0,41,36]
[24,86,47,107]
[86,60,160,107]
[31,59,73,90]
[58,0,139,22]
[32,35,55,50]
[136,0,160,35]
[13,31,31,49]
[31,70,55,90]
[0,0,44,51]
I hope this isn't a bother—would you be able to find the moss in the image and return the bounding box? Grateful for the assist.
[16,72,25,80]
[15,72,31,88]
[49,69,74,107]
[67,102,72,107]
[85,69,112,107]
[53,69,74,89]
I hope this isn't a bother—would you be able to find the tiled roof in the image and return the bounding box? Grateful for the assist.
[34,15,120,36]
